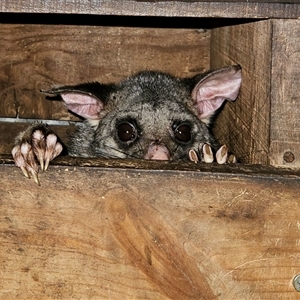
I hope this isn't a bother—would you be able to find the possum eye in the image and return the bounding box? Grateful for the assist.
[173,123,192,143]
[117,122,137,142]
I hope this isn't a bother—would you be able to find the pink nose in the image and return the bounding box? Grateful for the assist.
[144,143,170,160]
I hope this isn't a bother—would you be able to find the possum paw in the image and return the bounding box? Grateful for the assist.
[11,124,63,185]
[188,144,237,165]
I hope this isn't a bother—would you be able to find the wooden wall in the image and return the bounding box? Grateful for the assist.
[1,160,300,299]
[0,25,210,120]
[211,19,300,167]
[211,20,272,165]
[269,19,300,167]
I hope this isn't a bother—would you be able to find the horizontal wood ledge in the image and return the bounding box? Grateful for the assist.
[1,156,300,299]
[1,1,300,19]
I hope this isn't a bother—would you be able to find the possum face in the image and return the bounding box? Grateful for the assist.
[43,66,242,160]
[93,97,214,160]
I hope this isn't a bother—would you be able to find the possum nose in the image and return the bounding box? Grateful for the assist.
[144,142,170,160]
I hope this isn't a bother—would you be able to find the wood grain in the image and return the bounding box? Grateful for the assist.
[0,24,210,120]
[269,19,300,167]
[210,20,272,165]
[1,0,300,19]
[1,163,300,299]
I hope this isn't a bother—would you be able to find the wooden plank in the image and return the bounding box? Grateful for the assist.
[0,24,210,120]
[269,19,300,168]
[1,0,300,18]
[3,153,300,174]
[210,20,272,165]
[1,161,300,299]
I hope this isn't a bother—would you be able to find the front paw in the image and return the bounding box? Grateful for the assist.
[188,144,237,165]
[11,124,63,185]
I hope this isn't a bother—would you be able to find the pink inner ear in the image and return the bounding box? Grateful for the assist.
[61,93,104,120]
[192,66,242,120]
[196,97,225,119]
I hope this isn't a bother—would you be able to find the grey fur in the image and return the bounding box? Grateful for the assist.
[43,66,241,161]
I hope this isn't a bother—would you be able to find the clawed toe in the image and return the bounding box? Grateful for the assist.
[201,144,214,163]
[188,144,237,165]
[12,124,63,185]
[216,144,228,164]
[12,143,41,185]
[227,154,237,164]
[188,149,199,163]
[32,130,63,172]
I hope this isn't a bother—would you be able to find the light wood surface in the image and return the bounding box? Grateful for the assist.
[211,20,272,165]
[1,160,300,299]
[0,25,210,120]
[270,19,300,168]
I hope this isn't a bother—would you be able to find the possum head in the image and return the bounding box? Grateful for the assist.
[43,65,242,161]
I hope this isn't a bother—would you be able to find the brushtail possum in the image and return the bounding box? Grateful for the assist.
[12,65,242,184]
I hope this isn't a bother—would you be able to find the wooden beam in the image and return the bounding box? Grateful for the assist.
[1,159,300,299]
[270,19,300,167]
[1,0,300,19]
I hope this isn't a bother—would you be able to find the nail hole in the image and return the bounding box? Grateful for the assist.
[283,151,295,163]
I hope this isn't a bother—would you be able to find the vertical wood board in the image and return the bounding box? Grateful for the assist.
[270,19,300,168]
[210,20,272,165]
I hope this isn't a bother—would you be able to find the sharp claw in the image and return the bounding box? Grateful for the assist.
[39,158,45,172]
[31,171,40,186]
[202,144,214,163]
[20,166,30,178]
[53,143,63,159]
[227,154,237,164]
[13,125,63,185]
[44,158,50,172]
[188,149,199,163]
[216,145,228,164]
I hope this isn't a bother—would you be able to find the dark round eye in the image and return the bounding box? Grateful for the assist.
[174,123,192,143]
[117,122,137,142]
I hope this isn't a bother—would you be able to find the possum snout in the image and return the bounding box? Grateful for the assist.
[144,142,170,160]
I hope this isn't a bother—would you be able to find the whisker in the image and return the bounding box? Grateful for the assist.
[172,144,189,161]
[99,142,143,159]
[135,140,145,157]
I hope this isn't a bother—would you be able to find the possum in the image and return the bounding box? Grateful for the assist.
[12,65,242,184]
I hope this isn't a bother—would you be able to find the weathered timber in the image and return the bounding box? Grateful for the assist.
[1,0,300,19]
[269,19,300,168]
[0,24,210,120]
[211,19,300,168]
[211,20,272,166]
[3,154,300,175]
[1,160,300,299]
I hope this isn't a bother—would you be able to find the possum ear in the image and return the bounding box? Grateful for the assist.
[41,82,108,121]
[191,65,242,124]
